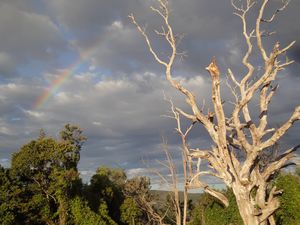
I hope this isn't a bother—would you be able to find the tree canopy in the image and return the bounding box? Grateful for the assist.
[0,125,299,225]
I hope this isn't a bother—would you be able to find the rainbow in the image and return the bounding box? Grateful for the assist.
[33,20,126,109]
[33,47,96,109]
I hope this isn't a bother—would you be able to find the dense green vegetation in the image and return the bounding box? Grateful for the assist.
[0,125,157,225]
[188,171,300,225]
[0,125,299,224]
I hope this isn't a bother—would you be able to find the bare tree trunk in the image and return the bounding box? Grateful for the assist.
[232,184,260,225]
[183,186,188,225]
[130,0,300,224]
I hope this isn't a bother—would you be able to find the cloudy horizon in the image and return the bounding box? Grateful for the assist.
[0,0,299,187]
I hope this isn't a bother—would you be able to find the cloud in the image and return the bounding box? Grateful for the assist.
[1,68,298,177]
[0,69,213,171]
[0,1,69,76]
[0,52,17,77]
[0,158,9,168]
[126,168,149,178]
[46,0,300,76]
[0,0,299,187]
[23,110,45,119]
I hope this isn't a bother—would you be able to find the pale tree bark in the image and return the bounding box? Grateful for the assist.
[130,0,300,225]
[144,137,183,225]
[163,99,194,225]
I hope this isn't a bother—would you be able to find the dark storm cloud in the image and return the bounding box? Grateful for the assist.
[46,0,236,74]
[45,0,300,76]
[290,45,300,61]
[47,0,150,41]
[0,52,17,77]
[0,1,69,76]
[288,44,300,77]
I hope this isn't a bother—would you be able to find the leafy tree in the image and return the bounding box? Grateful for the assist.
[85,166,126,224]
[59,124,86,169]
[70,197,107,225]
[120,197,143,225]
[274,172,300,225]
[10,124,86,225]
[0,166,19,225]
[0,165,53,225]
[97,200,118,225]
[189,189,242,225]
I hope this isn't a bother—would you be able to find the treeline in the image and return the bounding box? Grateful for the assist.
[0,125,299,225]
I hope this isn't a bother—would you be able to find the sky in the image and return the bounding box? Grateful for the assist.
[0,0,299,187]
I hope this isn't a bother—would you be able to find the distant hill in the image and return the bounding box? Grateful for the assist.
[150,190,202,204]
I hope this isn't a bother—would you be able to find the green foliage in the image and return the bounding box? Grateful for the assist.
[0,166,16,225]
[98,200,118,225]
[274,172,300,225]
[120,197,142,225]
[1,126,152,225]
[0,165,53,225]
[70,197,107,225]
[189,189,243,225]
[4,124,85,224]
[85,166,126,223]
[59,124,87,169]
[2,125,299,225]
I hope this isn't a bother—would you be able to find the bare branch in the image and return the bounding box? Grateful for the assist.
[132,0,299,223]
[129,14,167,67]
[278,40,296,55]
[189,149,211,159]
[260,106,300,150]
[131,2,218,144]
[227,68,240,87]
[263,145,299,180]
[261,0,290,23]
[205,186,229,207]
[259,186,281,223]
[176,107,197,122]
[256,0,269,61]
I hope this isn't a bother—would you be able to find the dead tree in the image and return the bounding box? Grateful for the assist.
[124,175,169,225]
[130,0,300,224]
[143,137,183,225]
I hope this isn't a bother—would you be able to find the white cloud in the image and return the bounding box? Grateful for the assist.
[79,170,95,183]
[110,20,124,30]
[54,92,70,104]
[92,121,102,126]
[126,168,149,178]
[95,79,132,92]
[79,170,94,176]
[24,110,45,119]
[0,126,13,135]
